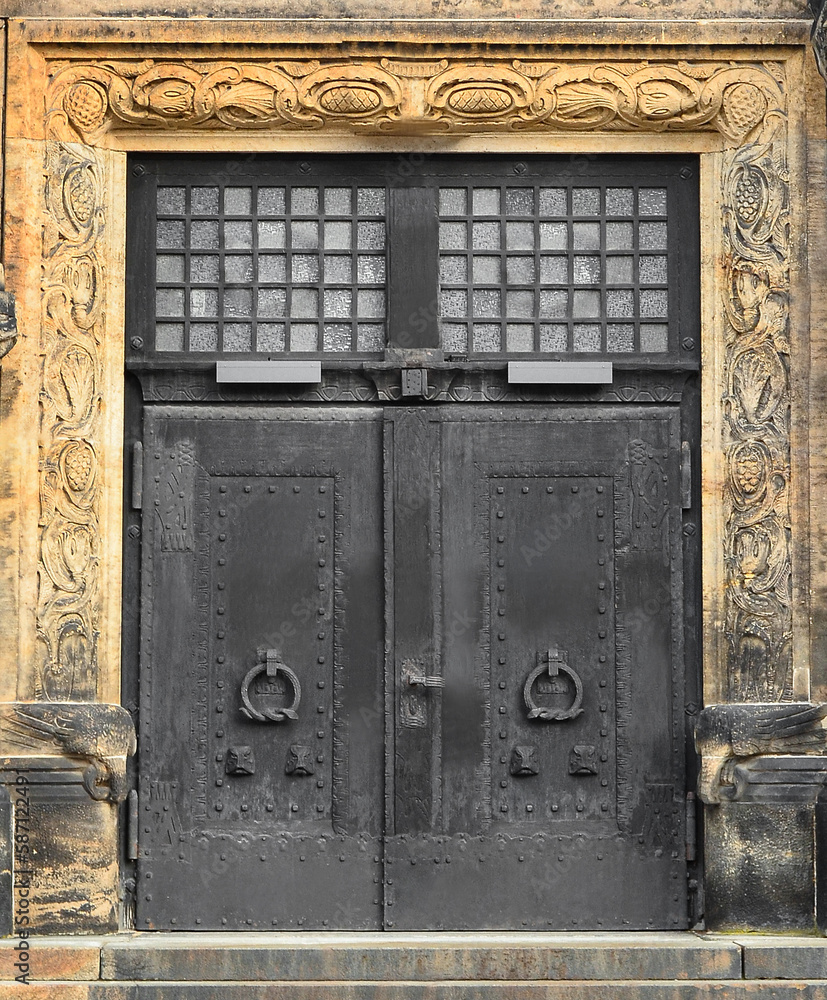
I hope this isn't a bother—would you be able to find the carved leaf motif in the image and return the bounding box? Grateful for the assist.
[55,346,96,425]
[60,524,93,581]
[213,81,278,123]
[731,348,785,426]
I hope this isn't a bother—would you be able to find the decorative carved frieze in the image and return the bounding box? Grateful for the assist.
[37,49,793,705]
[39,141,106,701]
[46,58,784,143]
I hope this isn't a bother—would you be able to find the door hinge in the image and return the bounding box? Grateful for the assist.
[685,790,697,862]
[680,441,692,510]
[131,441,143,510]
[126,788,139,861]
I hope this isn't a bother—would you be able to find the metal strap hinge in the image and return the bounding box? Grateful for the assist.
[131,442,143,510]
[685,791,697,862]
[126,788,139,861]
[681,441,692,510]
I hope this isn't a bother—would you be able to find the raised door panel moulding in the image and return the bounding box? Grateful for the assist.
[34,50,792,704]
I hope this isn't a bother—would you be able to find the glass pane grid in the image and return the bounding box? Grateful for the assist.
[154,183,386,354]
[437,183,670,356]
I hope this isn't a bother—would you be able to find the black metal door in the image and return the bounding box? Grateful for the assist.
[136,407,385,929]
[385,406,687,930]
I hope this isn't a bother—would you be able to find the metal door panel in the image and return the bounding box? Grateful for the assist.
[385,406,687,930]
[137,407,384,930]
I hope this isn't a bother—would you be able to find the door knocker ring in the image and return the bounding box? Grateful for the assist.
[524,647,583,722]
[240,648,301,722]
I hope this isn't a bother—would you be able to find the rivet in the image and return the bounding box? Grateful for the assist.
[522,486,529,494]
[499,680,506,689]
[546,486,553,493]
[269,486,276,493]
[497,535,505,543]
[292,804,299,812]
[597,533,604,541]
[497,558,505,567]
[571,485,579,493]
[498,632,506,640]
[526,805,534,812]
[319,510,326,518]
[496,486,504,494]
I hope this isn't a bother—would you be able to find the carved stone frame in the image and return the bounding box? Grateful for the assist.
[0,19,822,931]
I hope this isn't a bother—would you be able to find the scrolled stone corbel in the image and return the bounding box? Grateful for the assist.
[695,702,827,804]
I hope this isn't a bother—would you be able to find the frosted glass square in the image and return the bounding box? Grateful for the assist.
[325,222,352,251]
[192,187,219,214]
[257,288,286,318]
[506,256,535,284]
[190,255,220,283]
[639,222,668,250]
[473,256,501,284]
[573,324,601,351]
[441,289,468,318]
[505,188,535,216]
[506,290,535,319]
[357,324,385,351]
[156,255,185,282]
[224,187,252,215]
[442,322,468,353]
[572,188,600,215]
[640,289,668,317]
[257,323,286,352]
[540,289,568,318]
[473,289,501,318]
[156,288,184,316]
[224,255,253,283]
[325,288,352,319]
[606,222,634,250]
[539,222,568,250]
[440,222,467,250]
[157,220,185,249]
[506,222,534,251]
[157,186,186,214]
[440,255,468,283]
[473,222,501,251]
[639,188,668,215]
[357,188,385,216]
[292,221,319,250]
[189,323,218,352]
[358,222,385,251]
[357,255,386,283]
[258,255,286,283]
[606,289,634,318]
[539,188,567,215]
[606,256,634,284]
[224,288,253,318]
[640,255,668,284]
[640,324,669,352]
[573,256,600,284]
[540,256,567,283]
[357,290,385,318]
[292,288,319,318]
[155,323,184,351]
[290,324,318,351]
[292,254,320,283]
[573,222,600,251]
[606,187,634,216]
[190,220,218,250]
[258,221,286,249]
[325,187,352,215]
[473,324,501,352]
[323,323,351,352]
[257,187,286,215]
[539,323,568,352]
[473,188,500,215]
[607,323,635,352]
[224,323,253,352]
[573,290,601,319]
[224,221,253,249]
[291,187,319,215]
[325,255,352,283]
[506,324,534,352]
[190,288,218,317]
[439,188,467,216]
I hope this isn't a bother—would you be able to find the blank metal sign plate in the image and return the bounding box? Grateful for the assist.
[216,361,322,383]
[507,362,613,385]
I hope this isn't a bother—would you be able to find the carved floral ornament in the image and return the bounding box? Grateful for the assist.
[36,50,795,704]
[45,57,785,142]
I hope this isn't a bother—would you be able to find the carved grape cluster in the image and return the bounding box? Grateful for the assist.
[733,444,765,496]
[63,441,94,493]
[66,168,96,225]
[63,81,108,132]
[734,167,763,227]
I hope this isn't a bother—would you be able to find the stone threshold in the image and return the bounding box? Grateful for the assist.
[0,932,826,985]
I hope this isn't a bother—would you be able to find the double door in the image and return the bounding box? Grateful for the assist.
[135,401,689,930]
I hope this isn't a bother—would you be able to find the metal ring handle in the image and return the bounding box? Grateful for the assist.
[240,649,301,723]
[524,647,583,722]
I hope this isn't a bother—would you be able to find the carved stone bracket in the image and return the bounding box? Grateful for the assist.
[45,57,784,144]
[695,703,827,804]
[0,702,136,802]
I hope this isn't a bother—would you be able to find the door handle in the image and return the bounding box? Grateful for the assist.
[401,659,445,689]
[523,647,583,721]
[240,648,302,722]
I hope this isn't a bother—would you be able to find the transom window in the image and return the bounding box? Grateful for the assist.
[127,154,697,363]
